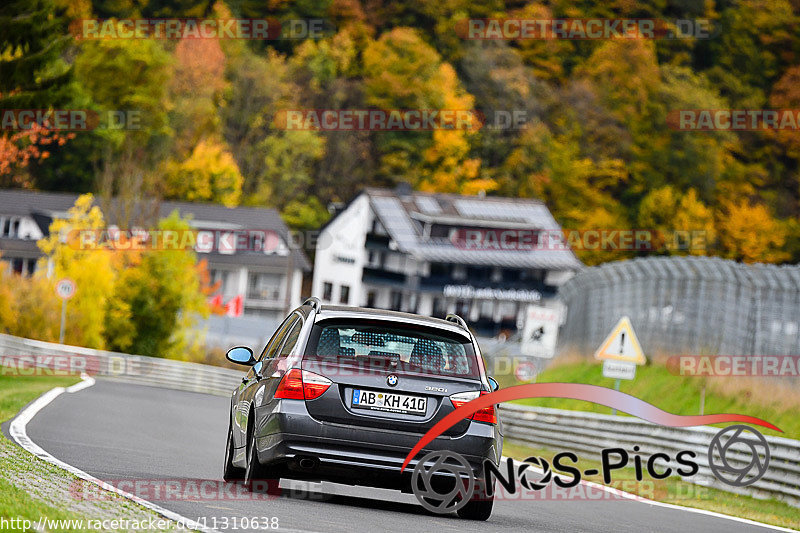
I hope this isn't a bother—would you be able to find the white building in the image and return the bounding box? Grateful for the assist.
[312,186,583,336]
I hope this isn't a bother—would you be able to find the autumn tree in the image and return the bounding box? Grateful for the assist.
[164,139,243,207]
[37,194,116,348]
[638,187,717,255]
[716,200,789,263]
[0,0,77,187]
[363,28,489,193]
[105,211,209,358]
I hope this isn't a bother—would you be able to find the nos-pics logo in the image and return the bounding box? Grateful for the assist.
[411,425,770,512]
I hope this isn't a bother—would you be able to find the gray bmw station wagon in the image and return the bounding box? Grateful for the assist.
[223,297,502,520]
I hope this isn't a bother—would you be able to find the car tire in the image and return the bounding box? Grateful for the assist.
[223,419,244,482]
[243,420,280,494]
[457,492,494,521]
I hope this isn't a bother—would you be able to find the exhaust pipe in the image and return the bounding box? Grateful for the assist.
[297,456,318,470]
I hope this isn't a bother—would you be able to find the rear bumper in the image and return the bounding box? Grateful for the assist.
[252,399,502,489]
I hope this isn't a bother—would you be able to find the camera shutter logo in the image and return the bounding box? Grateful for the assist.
[411,450,474,513]
[517,456,551,491]
[708,425,770,487]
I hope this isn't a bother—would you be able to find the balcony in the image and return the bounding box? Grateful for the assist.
[362,266,406,287]
[365,232,391,249]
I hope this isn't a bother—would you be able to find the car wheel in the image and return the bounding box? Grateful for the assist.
[222,418,244,482]
[243,420,280,494]
[457,491,494,521]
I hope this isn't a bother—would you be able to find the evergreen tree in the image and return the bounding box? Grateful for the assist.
[0,0,74,109]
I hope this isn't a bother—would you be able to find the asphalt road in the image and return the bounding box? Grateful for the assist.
[18,380,782,532]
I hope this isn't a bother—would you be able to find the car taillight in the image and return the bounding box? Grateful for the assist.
[472,391,497,424]
[450,390,479,409]
[449,390,496,424]
[274,369,331,401]
[275,369,304,399]
[302,370,332,400]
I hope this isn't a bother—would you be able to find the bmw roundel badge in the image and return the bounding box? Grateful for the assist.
[387,374,398,387]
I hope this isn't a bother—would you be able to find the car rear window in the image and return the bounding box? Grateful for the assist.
[306,321,479,379]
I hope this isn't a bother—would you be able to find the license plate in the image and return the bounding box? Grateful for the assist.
[352,389,427,416]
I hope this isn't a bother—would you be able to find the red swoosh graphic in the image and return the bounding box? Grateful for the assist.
[400,383,781,472]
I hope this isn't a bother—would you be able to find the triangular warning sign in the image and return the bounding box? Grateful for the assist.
[594,316,646,364]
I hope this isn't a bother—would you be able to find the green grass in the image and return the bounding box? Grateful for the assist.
[501,360,798,438]
[0,374,88,532]
[0,374,80,421]
[0,475,90,532]
[503,439,800,530]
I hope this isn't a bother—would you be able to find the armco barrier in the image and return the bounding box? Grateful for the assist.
[0,333,240,396]
[2,333,799,507]
[499,403,800,507]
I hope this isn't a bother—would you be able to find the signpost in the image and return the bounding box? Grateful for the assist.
[520,305,562,358]
[514,360,537,382]
[594,316,645,414]
[55,278,76,344]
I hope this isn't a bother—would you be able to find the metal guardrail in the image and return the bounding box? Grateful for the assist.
[2,333,799,507]
[500,403,800,508]
[0,333,241,396]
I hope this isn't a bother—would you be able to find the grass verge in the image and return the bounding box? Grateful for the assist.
[0,374,191,532]
[502,360,798,439]
[0,374,87,532]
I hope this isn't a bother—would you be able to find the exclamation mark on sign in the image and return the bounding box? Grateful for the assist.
[619,332,625,354]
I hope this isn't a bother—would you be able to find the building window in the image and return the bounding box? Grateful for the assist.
[390,291,402,311]
[210,269,232,296]
[250,232,264,252]
[248,272,282,301]
[432,298,445,318]
[339,284,350,305]
[322,282,333,301]
[366,291,376,307]
[2,217,20,238]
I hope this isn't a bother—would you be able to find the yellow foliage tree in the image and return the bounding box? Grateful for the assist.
[638,187,716,255]
[4,274,62,341]
[164,139,243,207]
[0,259,17,333]
[363,28,492,194]
[37,194,117,348]
[716,200,789,263]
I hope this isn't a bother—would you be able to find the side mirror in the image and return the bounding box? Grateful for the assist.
[226,346,255,366]
[487,376,499,392]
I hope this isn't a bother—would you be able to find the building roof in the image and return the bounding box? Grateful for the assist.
[0,188,311,271]
[361,187,583,270]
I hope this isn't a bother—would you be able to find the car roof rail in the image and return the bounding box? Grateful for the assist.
[445,313,469,330]
[303,296,321,311]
